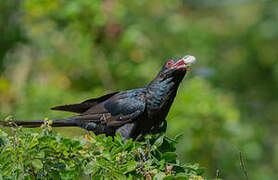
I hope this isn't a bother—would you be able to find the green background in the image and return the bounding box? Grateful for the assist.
[1,0,278,179]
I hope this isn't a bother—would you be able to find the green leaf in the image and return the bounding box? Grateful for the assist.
[84,161,98,175]
[153,172,166,180]
[122,139,133,151]
[164,174,188,180]
[151,136,164,151]
[36,151,45,158]
[29,139,38,149]
[162,152,177,163]
[32,159,43,169]
[174,134,183,143]
[54,162,66,168]
[124,161,137,173]
[112,171,126,179]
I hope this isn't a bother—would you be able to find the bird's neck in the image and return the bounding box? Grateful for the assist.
[146,74,185,110]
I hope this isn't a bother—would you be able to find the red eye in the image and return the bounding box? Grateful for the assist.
[167,61,172,66]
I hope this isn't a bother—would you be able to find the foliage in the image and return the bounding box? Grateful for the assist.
[1,0,278,179]
[0,120,204,179]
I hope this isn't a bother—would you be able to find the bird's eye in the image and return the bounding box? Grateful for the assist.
[167,61,172,66]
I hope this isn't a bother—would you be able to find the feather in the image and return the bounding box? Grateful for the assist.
[51,92,118,113]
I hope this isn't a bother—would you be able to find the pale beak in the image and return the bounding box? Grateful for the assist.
[181,55,196,67]
[172,55,197,70]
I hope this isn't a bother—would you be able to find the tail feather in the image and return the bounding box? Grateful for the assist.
[0,119,77,128]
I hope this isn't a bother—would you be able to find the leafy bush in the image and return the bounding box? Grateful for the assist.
[0,120,204,179]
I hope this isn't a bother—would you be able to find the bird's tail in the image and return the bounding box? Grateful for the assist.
[0,118,77,128]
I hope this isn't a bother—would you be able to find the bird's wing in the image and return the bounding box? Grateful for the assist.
[72,90,146,127]
[50,92,119,113]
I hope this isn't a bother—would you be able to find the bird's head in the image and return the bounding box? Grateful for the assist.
[159,55,196,79]
[147,55,197,97]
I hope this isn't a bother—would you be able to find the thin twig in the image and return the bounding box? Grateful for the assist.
[239,152,249,180]
[164,136,177,143]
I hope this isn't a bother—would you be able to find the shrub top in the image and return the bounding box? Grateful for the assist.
[0,120,204,179]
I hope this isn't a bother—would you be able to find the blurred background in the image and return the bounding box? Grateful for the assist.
[0,0,278,179]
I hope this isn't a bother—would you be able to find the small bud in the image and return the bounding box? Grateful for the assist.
[116,156,120,162]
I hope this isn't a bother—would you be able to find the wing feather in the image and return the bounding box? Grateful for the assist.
[51,92,118,113]
[71,90,146,127]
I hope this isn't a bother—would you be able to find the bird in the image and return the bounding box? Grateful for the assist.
[1,55,196,140]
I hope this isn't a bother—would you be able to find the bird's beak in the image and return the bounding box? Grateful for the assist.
[172,55,197,70]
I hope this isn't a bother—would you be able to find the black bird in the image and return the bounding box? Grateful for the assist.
[1,55,196,140]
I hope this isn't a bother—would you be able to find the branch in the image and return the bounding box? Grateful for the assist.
[239,152,249,180]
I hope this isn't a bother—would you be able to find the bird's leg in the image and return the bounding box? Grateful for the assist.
[88,122,115,136]
[77,121,115,136]
[116,123,147,161]
[116,123,136,141]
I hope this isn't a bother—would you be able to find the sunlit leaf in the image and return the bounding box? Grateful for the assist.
[32,159,43,169]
